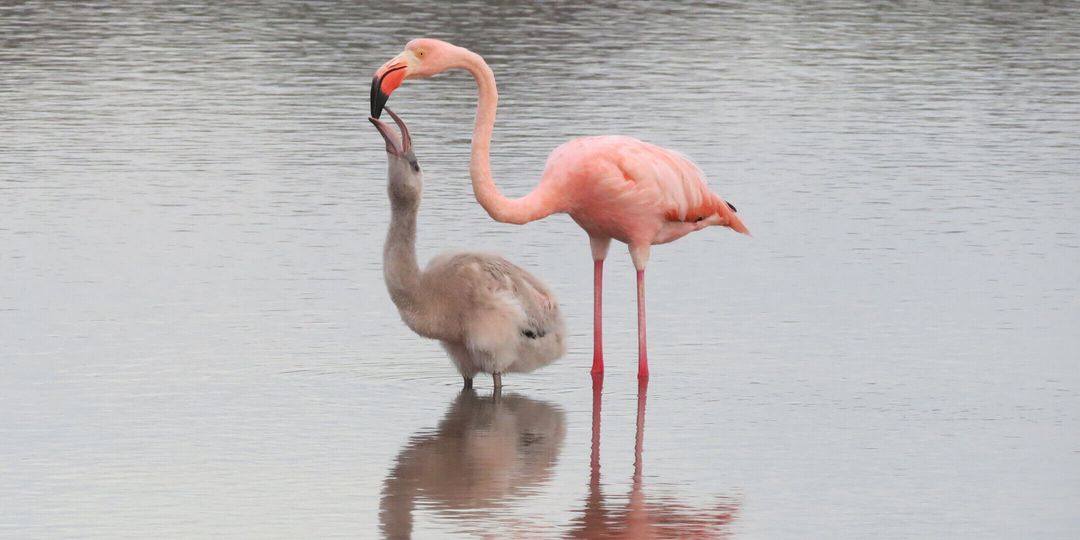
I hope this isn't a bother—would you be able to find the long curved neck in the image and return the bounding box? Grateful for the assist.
[383,191,421,312]
[460,50,558,225]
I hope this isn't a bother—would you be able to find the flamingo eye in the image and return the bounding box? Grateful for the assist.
[415,49,426,59]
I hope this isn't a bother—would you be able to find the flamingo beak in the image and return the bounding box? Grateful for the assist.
[369,112,402,156]
[371,55,408,119]
[369,107,417,170]
[386,107,412,155]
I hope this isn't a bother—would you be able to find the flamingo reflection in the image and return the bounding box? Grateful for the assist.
[569,376,740,539]
[379,390,566,539]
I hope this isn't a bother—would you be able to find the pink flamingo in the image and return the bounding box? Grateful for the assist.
[371,39,749,379]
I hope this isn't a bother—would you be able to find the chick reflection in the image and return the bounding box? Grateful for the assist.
[380,390,566,539]
[569,377,740,539]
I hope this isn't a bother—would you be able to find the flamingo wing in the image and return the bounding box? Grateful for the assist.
[607,137,749,234]
[434,252,562,338]
[476,255,563,338]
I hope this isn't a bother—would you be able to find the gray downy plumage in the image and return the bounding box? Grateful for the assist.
[370,108,566,389]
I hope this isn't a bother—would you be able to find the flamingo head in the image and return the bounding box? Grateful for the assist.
[370,107,423,206]
[371,38,462,118]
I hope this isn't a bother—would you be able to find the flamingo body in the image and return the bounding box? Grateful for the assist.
[537,135,748,247]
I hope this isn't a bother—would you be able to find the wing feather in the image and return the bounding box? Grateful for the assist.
[606,137,749,233]
[439,253,561,336]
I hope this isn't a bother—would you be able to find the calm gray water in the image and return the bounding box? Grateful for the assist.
[2,1,1078,538]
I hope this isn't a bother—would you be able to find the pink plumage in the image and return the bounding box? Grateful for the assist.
[538,135,749,247]
[372,38,749,380]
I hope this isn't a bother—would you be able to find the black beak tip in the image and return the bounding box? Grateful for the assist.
[371,95,387,120]
[370,76,388,119]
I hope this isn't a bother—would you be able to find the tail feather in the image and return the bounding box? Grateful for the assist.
[712,194,750,235]
[664,193,751,235]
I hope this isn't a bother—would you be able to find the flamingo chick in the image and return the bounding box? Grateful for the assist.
[372,108,566,390]
[371,39,750,379]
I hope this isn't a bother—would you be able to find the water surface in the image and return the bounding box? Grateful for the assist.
[2,1,1078,538]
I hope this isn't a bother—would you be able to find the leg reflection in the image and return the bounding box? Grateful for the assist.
[569,376,739,538]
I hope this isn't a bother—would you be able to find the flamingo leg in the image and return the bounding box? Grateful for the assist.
[591,258,605,374]
[492,372,502,389]
[636,268,649,379]
[462,376,473,389]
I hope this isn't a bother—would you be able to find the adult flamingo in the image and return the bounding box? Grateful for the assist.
[371,39,749,379]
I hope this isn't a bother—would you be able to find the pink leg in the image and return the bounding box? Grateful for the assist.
[591,259,605,375]
[636,268,649,379]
